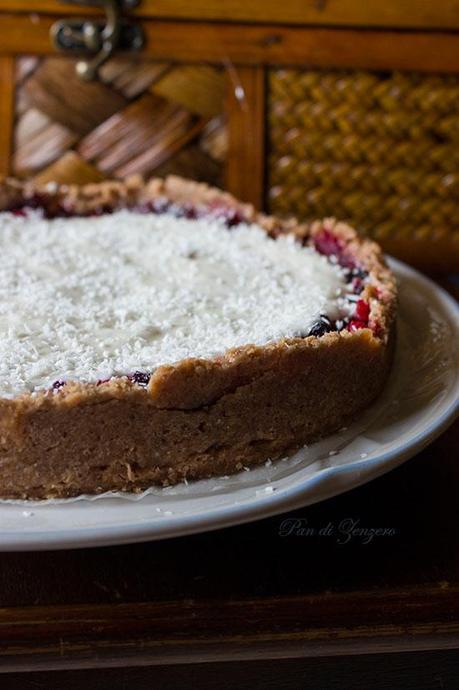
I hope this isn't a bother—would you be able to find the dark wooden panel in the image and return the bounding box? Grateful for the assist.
[226,66,265,207]
[0,588,458,671]
[1,0,459,30]
[0,56,14,175]
[1,15,459,73]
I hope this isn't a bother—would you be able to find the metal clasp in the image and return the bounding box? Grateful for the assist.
[51,0,144,81]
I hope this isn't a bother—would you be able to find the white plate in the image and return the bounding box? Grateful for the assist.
[0,258,458,551]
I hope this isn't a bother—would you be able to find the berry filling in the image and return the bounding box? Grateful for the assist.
[313,229,356,269]
[311,228,372,334]
[313,228,344,258]
[354,299,370,322]
[346,299,370,332]
[307,315,334,337]
[128,371,151,387]
[52,380,66,390]
[54,371,152,392]
[8,194,246,229]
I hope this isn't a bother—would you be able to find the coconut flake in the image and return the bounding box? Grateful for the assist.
[0,209,352,397]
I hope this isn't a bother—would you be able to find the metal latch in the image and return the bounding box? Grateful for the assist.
[51,0,144,81]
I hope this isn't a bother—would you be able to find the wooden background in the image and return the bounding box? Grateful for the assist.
[0,4,458,685]
[1,1,459,270]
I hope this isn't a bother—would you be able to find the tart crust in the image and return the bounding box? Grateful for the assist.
[0,176,397,499]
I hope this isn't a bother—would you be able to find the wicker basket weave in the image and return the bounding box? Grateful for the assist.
[268,68,459,247]
[13,56,227,188]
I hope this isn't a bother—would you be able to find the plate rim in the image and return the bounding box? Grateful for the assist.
[1,257,458,550]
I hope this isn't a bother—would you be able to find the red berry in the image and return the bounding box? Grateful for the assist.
[347,319,366,332]
[355,299,370,322]
[313,229,343,257]
[52,380,66,390]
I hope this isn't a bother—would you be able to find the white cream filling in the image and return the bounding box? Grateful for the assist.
[0,210,353,397]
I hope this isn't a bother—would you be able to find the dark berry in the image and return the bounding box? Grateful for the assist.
[89,205,114,217]
[134,202,154,215]
[129,371,151,387]
[134,197,171,215]
[308,315,334,337]
[152,197,171,214]
[221,208,245,227]
[352,277,364,294]
[182,203,198,220]
[52,380,66,390]
[207,202,246,227]
[347,269,367,294]
[344,266,368,282]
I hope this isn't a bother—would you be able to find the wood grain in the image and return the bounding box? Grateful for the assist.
[1,0,459,30]
[1,15,459,74]
[0,56,14,175]
[33,151,106,185]
[21,58,126,135]
[114,118,206,178]
[99,60,170,99]
[155,143,223,187]
[0,587,457,671]
[151,65,225,118]
[13,108,77,176]
[226,66,265,207]
[77,93,205,178]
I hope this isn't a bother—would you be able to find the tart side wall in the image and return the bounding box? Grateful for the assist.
[0,330,394,499]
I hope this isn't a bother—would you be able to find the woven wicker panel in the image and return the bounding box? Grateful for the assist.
[13,56,227,187]
[268,69,459,246]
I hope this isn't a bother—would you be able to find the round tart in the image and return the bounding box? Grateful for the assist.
[0,176,397,499]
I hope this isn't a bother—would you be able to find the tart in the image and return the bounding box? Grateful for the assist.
[0,176,396,499]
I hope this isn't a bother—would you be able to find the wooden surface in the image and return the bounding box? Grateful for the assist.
[226,66,265,207]
[0,56,14,175]
[0,417,457,684]
[2,14,459,74]
[1,0,459,30]
[0,4,457,685]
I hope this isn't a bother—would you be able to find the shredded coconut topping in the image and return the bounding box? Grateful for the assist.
[0,210,353,397]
